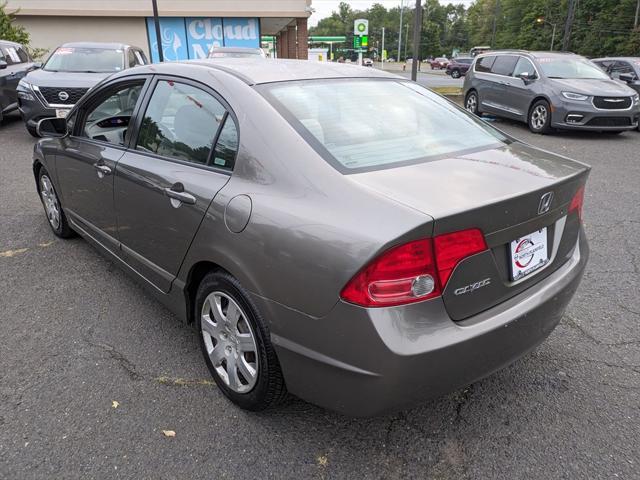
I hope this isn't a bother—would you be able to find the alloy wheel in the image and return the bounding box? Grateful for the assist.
[201,291,259,393]
[40,175,61,230]
[531,105,548,131]
[465,94,477,113]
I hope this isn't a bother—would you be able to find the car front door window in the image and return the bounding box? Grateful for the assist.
[80,82,145,145]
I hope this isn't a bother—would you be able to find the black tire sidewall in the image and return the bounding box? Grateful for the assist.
[195,271,285,411]
[451,69,460,78]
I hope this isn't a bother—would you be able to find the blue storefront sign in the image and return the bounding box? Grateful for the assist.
[146,17,260,62]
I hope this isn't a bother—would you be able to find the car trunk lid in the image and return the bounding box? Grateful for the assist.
[349,142,590,320]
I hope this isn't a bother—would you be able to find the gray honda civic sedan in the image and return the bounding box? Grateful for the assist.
[33,59,589,416]
[464,50,640,133]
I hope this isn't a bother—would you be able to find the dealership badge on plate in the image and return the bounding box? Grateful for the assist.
[510,228,549,281]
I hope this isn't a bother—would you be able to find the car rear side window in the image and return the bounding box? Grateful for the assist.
[491,55,518,76]
[262,79,507,172]
[135,80,227,166]
[475,55,495,72]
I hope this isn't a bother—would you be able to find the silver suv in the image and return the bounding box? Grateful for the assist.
[463,50,640,134]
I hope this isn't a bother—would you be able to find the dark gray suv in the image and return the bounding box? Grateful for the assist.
[17,42,147,136]
[463,51,640,134]
[0,40,38,123]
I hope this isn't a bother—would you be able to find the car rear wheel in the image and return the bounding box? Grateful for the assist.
[38,167,74,238]
[465,91,481,116]
[196,271,287,411]
[451,69,461,79]
[528,100,552,134]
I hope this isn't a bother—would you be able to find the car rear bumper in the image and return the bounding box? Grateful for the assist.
[254,229,588,417]
[551,100,640,131]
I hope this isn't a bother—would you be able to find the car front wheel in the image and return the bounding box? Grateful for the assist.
[451,69,461,79]
[465,91,480,116]
[196,271,287,411]
[528,100,553,134]
[38,167,74,238]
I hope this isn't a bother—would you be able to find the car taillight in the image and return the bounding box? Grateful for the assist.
[340,239,440,307]
[569,185,585,222]
[433,229,487,287]
[340,229,487,308]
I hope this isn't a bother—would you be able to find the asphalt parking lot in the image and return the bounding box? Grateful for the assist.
[1,111,639,479]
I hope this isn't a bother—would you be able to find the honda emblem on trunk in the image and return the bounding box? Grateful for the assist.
[538,192,554,215]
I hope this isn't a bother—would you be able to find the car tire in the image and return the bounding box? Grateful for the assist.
[196,271,287,411]
[465,91,481,116]
[37,167,74,238]
[528,100,553,134]
[451,69,461,79]
[27,124,40,138]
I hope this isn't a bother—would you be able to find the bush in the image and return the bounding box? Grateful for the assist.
[0,1,29,45]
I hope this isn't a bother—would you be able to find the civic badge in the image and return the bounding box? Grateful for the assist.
[538,192,553,215]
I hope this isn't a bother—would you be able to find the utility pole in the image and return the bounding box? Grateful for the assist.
[562,0,576,51]
[404,23,409,60]
[634,0,639,29]
[490,0,500,48]
[398,0,404,61]
[381,26,385,68]
[411,0,423,81]
[151,0,163,62]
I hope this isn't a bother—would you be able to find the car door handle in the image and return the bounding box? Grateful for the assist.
[164,184,196,206]
[93,163,112,177]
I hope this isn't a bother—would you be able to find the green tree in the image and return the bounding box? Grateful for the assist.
[0,1,29,44]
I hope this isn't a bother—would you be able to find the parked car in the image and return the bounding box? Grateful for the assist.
[208,47,266,59]
[592,57,640,95]
[464,50,640,134]
[445,57,473,78]
[17,42,148,136]
[428,57,449,69]
[0,40,39,123]
[363,58,374,67]
[33,59,589,416]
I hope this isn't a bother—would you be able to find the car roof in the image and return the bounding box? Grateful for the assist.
[0,39,23,48]
[129,58,399,85]
[591,56,640,62]
[59,42,133,50]
[210,47,262,52]
[478,50,580,59]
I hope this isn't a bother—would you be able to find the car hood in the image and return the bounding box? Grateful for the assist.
[23,69,113,88]
[348,141,589,235]
[549,77,636,96]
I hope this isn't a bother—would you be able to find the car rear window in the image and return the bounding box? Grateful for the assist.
[260,79,508,173]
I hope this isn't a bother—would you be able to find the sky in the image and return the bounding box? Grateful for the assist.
[308,0,476,27]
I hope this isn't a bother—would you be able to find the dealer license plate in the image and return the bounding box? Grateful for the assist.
[509,227,549,281]
[56,109,69,119]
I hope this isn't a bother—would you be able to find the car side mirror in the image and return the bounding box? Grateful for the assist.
[0,60,7,70]
[516,72,536,83]
[37,117,68,138]
[618,73,636,83]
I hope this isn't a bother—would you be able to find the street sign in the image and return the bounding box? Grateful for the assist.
[361,35,368,47]
[353,36,361,49]
[354,19,369,35]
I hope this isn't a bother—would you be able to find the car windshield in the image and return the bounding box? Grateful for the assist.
[261,79,508,172]
[537,57,609,79]
[44,47,124,73]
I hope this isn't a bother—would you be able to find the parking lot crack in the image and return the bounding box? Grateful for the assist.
[84,340,144,381]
